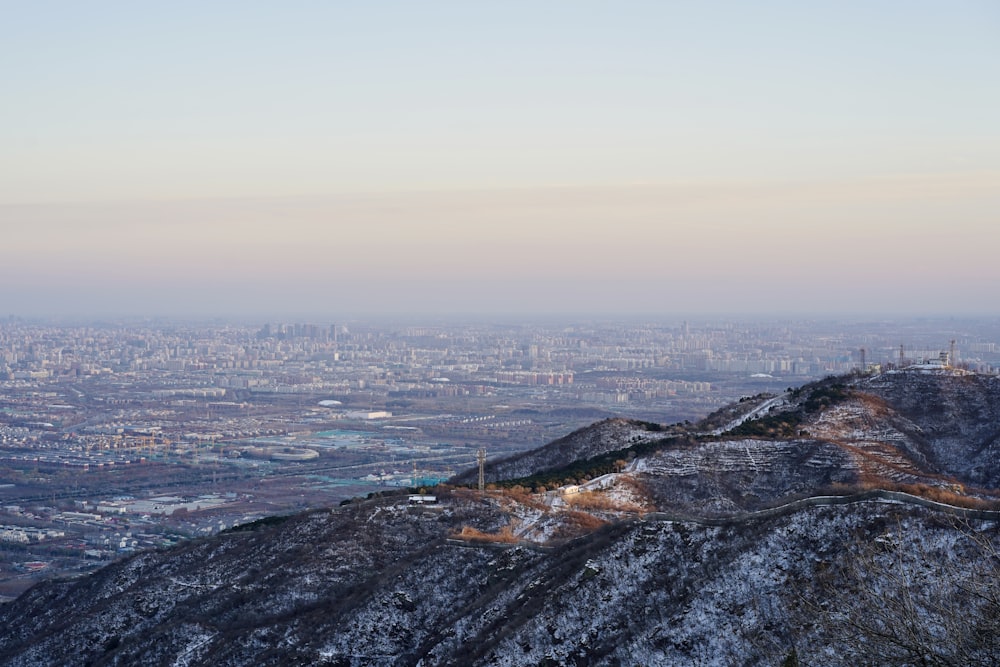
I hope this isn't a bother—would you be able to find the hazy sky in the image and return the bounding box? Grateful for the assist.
[2,1,999,319]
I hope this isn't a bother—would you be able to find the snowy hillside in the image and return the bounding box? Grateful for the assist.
[1,371,999,666]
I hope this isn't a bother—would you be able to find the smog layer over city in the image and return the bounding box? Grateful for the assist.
[0,316,995,599]
[2,3,1000,665]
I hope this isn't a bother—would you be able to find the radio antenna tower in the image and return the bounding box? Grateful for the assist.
[950,339,956,368]
[899,343,905,368]
[476,448,487,492]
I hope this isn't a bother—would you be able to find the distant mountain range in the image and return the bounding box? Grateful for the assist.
[1,370,998,666]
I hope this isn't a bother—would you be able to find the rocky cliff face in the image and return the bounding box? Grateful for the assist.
[1,371,998,666]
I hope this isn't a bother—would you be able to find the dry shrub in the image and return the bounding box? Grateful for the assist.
[562,510,608,532]
[618,476,656,509]
[852,479,1000,511]
[503,487,549,511]
[453,523,519,544]
[565,492,644,514]
[816,478,999,511]
[893,483,999,510]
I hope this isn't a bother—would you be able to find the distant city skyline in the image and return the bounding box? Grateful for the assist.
[2,2,999,318]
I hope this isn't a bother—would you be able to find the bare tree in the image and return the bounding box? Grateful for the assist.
[799,518,1000,666]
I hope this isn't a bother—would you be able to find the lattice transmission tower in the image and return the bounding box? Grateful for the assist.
[476,448,487,493]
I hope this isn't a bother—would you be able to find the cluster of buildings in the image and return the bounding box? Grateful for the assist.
[2,318,999,424]
[0,316,999,596]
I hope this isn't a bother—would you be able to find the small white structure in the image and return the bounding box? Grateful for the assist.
[346,410,392,420]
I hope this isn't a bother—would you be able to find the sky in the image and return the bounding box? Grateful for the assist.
[2,1,999,320]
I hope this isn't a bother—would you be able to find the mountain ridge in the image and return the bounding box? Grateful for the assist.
[1,370,999,666]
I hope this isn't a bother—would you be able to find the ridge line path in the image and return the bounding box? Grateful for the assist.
[641,489,1000,526]
[710,394,788,436]
[450,490,1000,553]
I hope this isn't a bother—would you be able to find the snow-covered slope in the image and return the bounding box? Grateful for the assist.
[0,497,994,666]
[2,371,999,666]
[451,418,670,485]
